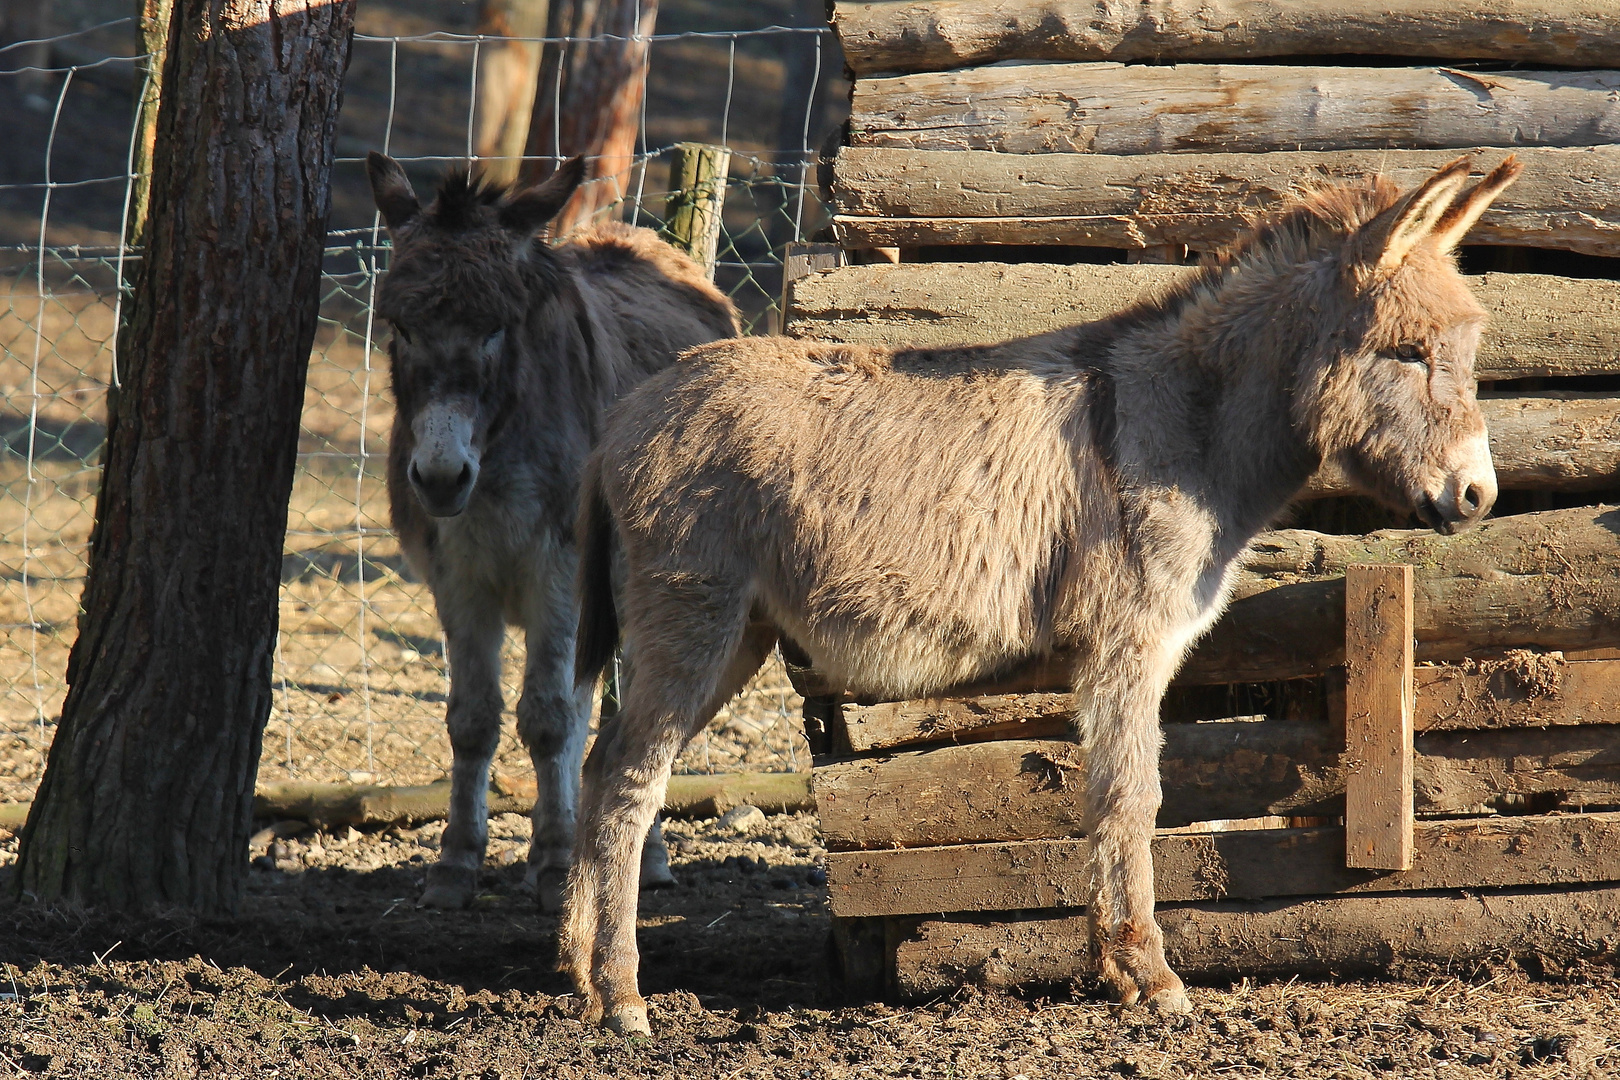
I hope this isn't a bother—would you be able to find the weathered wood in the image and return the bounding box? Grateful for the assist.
[828,811,1620,917]
[849,64,1620,156]
[1344,565,1415,871]
[664,143,731,278]
[792,505,1620,701]
[832,1,1620,76]
[842,693,1073,753]
[786,264,1620,381]
[829,147,1620,256]
[249,771,812,828]
[885,882,1620,998]
[1415,655,1620,732]
[812,724,1620,849]
[836,656,1620,753]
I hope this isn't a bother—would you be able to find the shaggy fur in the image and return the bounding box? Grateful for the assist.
[366,152,738,912]
[562,157,1520,1034]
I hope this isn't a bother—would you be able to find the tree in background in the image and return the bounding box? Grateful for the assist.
[12,0,358,914]
[474,0,550,186]
[524,0,659,236]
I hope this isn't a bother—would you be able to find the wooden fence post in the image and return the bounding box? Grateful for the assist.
[1344,563,1415,870]
[664,142,731,279]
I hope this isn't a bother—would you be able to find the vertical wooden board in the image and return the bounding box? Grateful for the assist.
[1344,564,1415,870]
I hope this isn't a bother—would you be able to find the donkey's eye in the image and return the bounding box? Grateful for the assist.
[393,323,413,345]
[1393,342,1429,364]
[483,328,505,349]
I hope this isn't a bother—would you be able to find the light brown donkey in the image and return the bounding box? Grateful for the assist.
[565,157,1520,1033]
[365,153,738,912]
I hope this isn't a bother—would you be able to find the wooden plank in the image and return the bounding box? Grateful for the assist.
[1344,565,1415,870]
[837,657,1620,753]
[786,263,1620,382]
[827,811,1620,917]
[849,64,1620,156]
[829,146,1620,256]
[1415,656,1620,731]
[885,883,1620,999]
[812,725,1620,849]
[833,0,1620,76]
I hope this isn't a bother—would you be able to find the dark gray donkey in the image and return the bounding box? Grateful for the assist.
[366,152,739,910]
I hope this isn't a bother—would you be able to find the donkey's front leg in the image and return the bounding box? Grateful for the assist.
[420,589,507,909]
[1078,644,1191,1014]
[517,575,594,913]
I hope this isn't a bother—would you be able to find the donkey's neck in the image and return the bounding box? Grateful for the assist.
[1107,257,1326,560]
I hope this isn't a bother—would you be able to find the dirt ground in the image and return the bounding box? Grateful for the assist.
[1,811,1617,1079]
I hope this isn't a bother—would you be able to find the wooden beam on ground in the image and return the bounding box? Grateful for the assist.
[827,811,1620,917]
[785,263,1620,383]
[829,146,1620,256]
[832,1,1620,76]
[884,882,1620,999]
[848,64,1620,156]
[1344,565,1416,870]
[812,725,1620,849]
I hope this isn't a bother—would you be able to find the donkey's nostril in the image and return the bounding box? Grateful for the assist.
[1461,483,1483,515]
[409,461,424,488]
[457,463,473,490]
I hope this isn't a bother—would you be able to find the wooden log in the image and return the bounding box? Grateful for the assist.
[1415,655,1620,732]
[885,882,1620,998]
[828,147,1620,256]
[827,811,1620,917]
[832,1,1620,76]
[792,505,1620,701]
[785,264,1620,382]
[837,657,1620,753]
[249,771,813,828]
[812,724,1620,849]
[664,143,732,278]
[848,64,1620,156]
[1343,565,1415,871]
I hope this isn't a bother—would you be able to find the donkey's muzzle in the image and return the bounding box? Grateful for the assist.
[410,458,478,517]
[1420,471,1496,535]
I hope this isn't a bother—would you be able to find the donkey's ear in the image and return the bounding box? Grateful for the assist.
[367,151,421,230]
[1363,156,1475,274]
[500,156,587,235]
[1430,154,1523,254]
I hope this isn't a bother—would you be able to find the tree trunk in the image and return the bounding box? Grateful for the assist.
[523,0,658,236]
[12,0,357,915]
[473,0,549,186]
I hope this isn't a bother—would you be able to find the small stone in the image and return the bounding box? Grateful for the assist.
[807,867,827,887]
[714,804,768,836]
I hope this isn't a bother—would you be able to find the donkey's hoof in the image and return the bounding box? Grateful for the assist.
[639,861,678,891]
[1146,985,1193,1016]
[418,864,477,909]
[532,867,568,914]
[602,1002,651,1036]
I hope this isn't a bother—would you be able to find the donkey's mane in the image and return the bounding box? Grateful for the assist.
[1111,175,1406,338]
[427,167,510,231]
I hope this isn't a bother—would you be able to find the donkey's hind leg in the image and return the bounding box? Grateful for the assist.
[563,614,776,1035]
[516,568,594,913]
[1078,637,1192,1015]
[421,584,507,909]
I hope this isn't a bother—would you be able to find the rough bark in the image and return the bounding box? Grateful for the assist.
[11,0,357,915]
[785,264,1620,382]
[885,883,1620,998]
[827,812,1620,917]
[473,0,550,186]
[524,0,658,236]
[832,0,1620,76]
[828,146,1620,256]
[848,64,1620,155]
[811,724,1620,849]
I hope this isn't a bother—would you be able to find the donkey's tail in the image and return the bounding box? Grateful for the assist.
[574,454,620,688]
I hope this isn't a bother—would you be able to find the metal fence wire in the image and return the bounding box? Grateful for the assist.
[0,13,840,804]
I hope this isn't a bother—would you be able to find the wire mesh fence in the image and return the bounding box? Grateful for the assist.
[0,6,845,804]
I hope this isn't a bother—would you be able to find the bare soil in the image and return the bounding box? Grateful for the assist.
[2,812,1617,1079]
